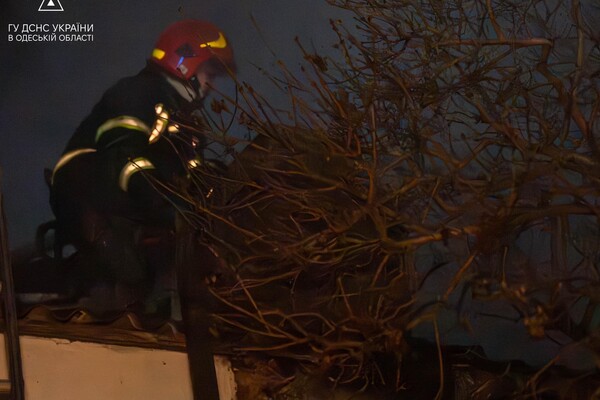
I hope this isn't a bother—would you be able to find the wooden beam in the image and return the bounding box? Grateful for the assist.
[176,219,226,400]
[0,193,25,399]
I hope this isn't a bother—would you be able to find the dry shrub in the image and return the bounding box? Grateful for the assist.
[182,0,600,397]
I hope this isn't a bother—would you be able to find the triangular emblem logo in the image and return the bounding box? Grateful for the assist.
[39,0,64,12]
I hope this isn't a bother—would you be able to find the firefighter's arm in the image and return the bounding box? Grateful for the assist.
[97,122,182,225]
[94,96,187,223]
[120,156,180,224]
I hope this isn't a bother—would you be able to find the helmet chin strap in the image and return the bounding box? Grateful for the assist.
[162,73,205,104]
[188,76,205,100]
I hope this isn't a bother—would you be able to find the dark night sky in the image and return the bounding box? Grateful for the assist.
[1,0,353,248]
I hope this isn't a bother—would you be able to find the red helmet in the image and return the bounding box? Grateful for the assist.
[150,19,234,80]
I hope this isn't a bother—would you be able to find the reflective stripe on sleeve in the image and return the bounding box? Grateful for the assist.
[96,116,151,143]
[148,104,169,144]
[118,157,156,192]
[188,157,202,169]
[51,148,97,185]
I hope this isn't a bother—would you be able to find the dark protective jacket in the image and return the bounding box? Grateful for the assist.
[50,62,205,253]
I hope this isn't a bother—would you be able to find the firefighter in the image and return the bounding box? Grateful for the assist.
[48,19,235,312]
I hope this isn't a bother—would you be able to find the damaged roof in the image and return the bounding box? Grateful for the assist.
[13,304,185,351]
